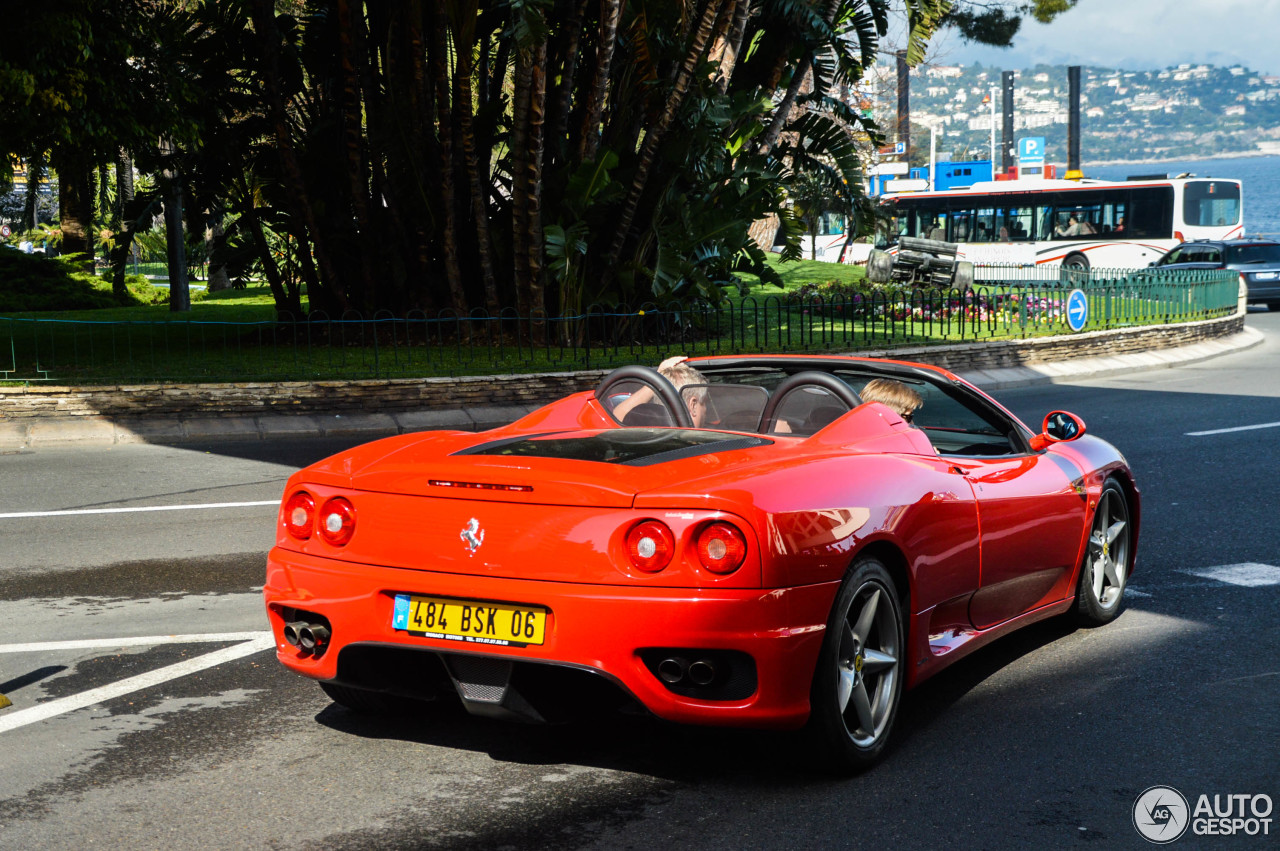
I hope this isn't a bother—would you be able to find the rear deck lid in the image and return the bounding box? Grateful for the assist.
[337,428,773,507]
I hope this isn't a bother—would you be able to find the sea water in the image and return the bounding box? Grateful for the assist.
[1086,155,1280,237]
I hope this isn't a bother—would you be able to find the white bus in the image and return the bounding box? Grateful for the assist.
[875,176,1244,271]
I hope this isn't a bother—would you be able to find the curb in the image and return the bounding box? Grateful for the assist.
[0,327,1264,452]
[954,326,1264,390]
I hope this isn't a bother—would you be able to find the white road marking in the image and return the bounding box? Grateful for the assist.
[0,634,275,734]
[0,632,270,655]
[1125,588,1152,598]
[0,500,278,520]
[1182,563,1280,587]
[1186,421,1280,436]
[0,499,277,516]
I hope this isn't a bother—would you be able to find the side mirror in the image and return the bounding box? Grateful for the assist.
[1029,410,1086,451]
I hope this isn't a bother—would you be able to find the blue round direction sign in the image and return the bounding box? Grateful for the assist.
[1065,288,1089,332]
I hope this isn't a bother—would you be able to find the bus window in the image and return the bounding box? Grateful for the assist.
[1102,202,1127,238]
[895,204,946,240]
[949,210,974,243]
[1048,204,1103,238]
[998,207,1033,240]
[1127,187,1175,239]
[973,208,996,243]
[818,210,846,236]
[1183,181,1240,227]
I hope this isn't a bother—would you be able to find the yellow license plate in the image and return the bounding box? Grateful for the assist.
[392,594,547,647]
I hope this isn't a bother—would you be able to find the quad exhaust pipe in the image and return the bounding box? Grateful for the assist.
[283,619,330,654]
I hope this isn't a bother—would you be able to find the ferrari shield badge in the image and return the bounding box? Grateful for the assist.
[460,518,485,555]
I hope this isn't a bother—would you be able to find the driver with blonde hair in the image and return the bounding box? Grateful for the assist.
[861,378,923,423]
[612,355,709,427]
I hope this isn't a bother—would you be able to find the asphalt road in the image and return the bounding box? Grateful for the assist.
[1,310,1277,850]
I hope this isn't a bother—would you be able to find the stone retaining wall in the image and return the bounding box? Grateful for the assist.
[0,313,1245,442]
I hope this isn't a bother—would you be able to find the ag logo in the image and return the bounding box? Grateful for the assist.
[1133,785,1190,844]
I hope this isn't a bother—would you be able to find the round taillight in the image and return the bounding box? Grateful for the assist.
[318,497,356,546]
[696,522,747,574]
[625,520,675,572]
[284,491,314,540]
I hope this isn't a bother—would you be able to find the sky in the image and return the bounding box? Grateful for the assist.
[926,0,1280,77]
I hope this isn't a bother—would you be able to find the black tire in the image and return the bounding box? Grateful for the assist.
[320,681,406,713]
[1267,301,1280,312]
[806,557,905,772]
[1063,252,1090,272]
[1074,478,1131,626]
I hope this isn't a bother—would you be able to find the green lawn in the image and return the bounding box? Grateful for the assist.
[0,252,1237,384]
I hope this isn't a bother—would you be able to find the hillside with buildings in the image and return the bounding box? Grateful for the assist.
[865,61,1280,167]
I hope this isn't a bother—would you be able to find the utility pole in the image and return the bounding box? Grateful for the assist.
[1068,65,1082,176]
[896,50,910,162]
[1001,71,1016,175]
[988,87,997,172]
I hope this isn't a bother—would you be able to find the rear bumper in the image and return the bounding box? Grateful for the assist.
[264,548,837,729]
[1245,279,1280,301]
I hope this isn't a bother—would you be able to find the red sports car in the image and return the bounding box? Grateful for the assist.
[264,355,1138,770]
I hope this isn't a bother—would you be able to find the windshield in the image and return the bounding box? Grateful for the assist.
[1183,181,1241,227]
[1225,243,1280,264]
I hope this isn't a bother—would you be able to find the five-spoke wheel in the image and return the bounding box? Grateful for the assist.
[1076,478,1131,625]
[808,557,904,771]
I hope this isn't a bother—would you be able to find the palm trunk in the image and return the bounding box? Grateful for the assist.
[242,197,302,317]
[712,0,751,93]
[525,39,549,324]
[545,0,590,169]
[392,0,437,310]
[356,3,402,309]
[511,47,534,317]
[251,0,349,314]
[427,0,469,315]
[110,151,138,302]
[206,206,233,293]
[759,0,839,153]
[160,138,191,313]
[577,0,622,162]
[54,153,94,270]
[758,55,812,154]
[335,0,380,311]
[449,0,501,314]
[603,0,727,277]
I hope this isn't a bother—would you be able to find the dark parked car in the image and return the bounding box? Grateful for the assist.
[1152,238,1280,310]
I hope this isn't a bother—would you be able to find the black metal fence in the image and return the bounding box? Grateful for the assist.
[1,267,1239,384]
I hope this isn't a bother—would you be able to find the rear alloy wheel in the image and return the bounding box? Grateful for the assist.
[1075,479,1131,625]
[807,558,904,772]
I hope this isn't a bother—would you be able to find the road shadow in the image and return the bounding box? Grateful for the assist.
[0,664,67,694]
[311,612,1085,787]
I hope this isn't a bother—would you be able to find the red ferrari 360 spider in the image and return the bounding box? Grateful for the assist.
[264,354,1138,770]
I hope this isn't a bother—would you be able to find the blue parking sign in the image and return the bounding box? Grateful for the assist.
[1066,288,1089,332]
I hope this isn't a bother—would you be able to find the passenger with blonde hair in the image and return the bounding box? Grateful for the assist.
[860,378,923,423]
